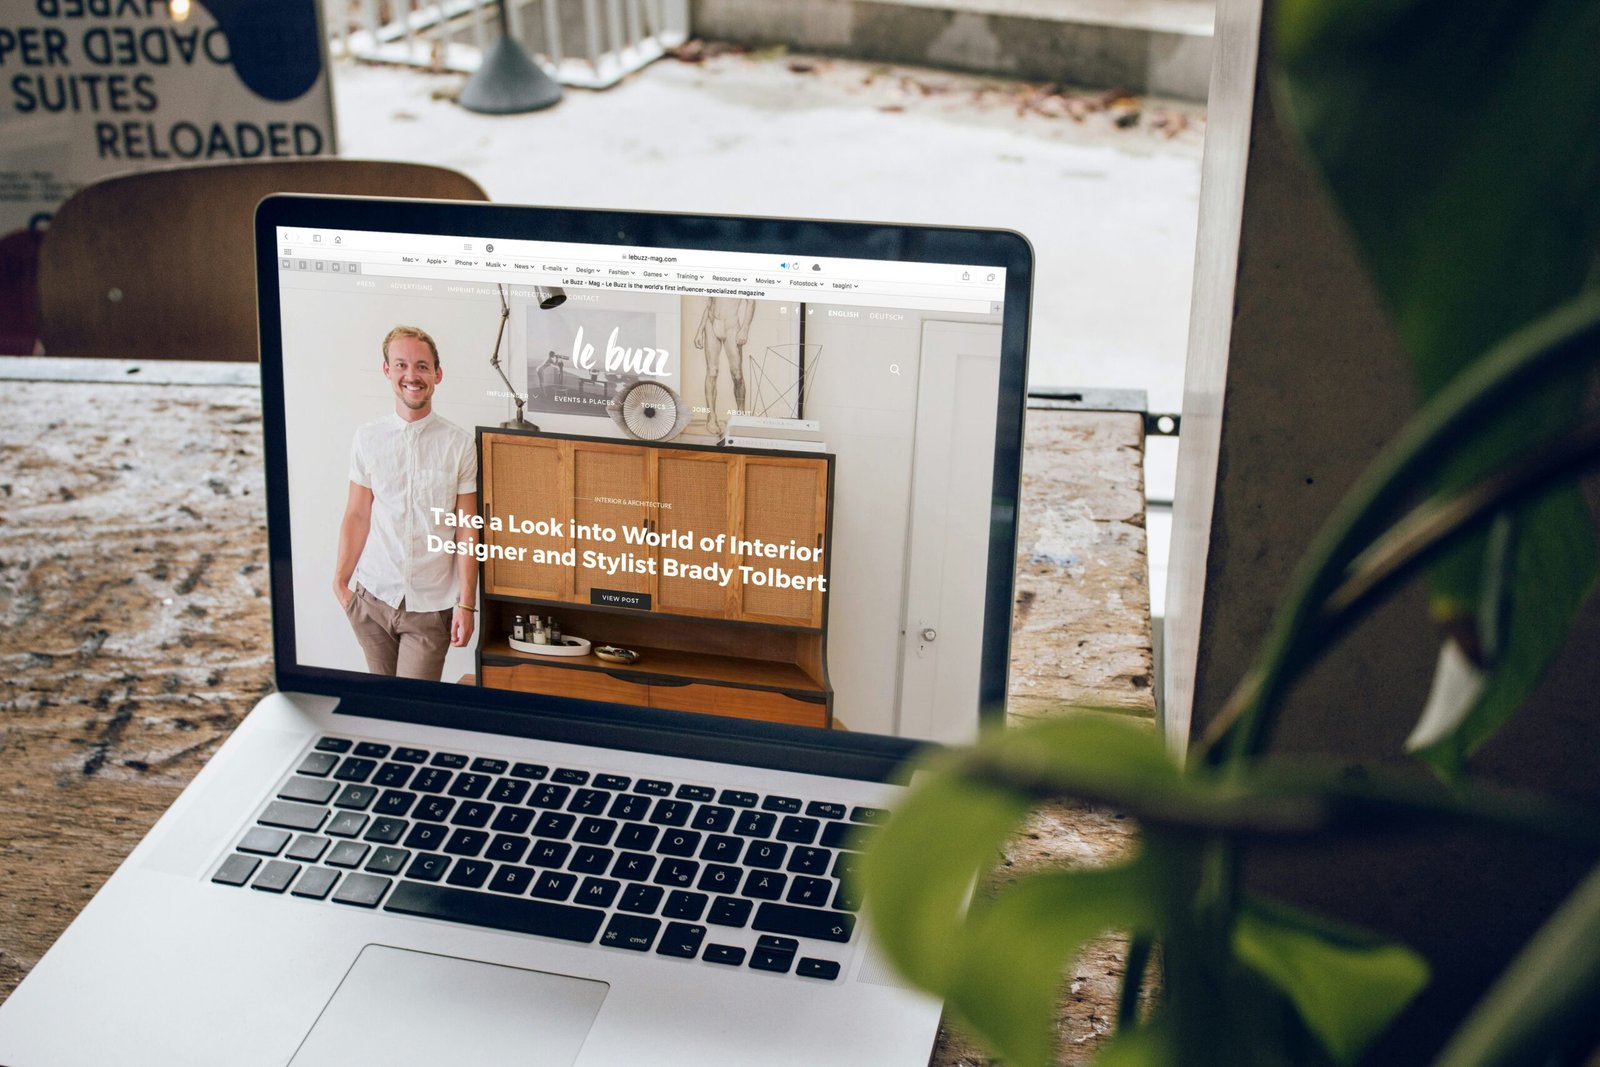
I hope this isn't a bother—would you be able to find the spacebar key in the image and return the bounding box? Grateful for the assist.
[385,881,606,943]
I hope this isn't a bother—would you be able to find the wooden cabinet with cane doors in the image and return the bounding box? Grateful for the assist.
[475,429,836,728]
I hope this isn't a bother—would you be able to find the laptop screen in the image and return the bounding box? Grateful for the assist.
[261,202,1029,754]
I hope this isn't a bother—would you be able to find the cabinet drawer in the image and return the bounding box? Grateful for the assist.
[649,683,828,729]
[481,663,650,706]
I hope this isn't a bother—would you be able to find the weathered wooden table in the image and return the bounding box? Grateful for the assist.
[0,363,1152,1064]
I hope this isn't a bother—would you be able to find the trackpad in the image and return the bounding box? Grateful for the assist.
[291,945,609,1066]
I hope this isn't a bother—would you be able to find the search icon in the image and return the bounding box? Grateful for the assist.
[889,363,901,376]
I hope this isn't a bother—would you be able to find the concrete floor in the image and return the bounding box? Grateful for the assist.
[330,51,1203,612]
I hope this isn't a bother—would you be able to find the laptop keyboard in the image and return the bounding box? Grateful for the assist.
[210,736,884,982]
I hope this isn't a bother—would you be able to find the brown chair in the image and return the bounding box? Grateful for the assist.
[36,160,489,362]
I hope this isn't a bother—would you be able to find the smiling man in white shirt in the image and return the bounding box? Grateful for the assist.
[333,325,479,681]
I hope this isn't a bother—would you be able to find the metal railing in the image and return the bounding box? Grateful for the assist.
[329,0,689,90]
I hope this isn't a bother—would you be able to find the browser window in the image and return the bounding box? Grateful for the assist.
[275,226,1009,743]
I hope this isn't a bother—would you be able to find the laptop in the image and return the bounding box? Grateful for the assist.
[0,195,1031,1066]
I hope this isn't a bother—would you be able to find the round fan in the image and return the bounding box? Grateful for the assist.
[609,378,690,441]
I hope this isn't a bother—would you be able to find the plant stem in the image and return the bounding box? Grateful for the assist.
[1117,935,1153,1030]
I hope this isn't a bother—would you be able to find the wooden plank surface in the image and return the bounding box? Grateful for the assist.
[0,377,1151,1063]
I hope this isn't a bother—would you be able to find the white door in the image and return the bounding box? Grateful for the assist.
[896,321,1003,742]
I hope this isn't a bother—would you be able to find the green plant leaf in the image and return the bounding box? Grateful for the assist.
[1234,896,1430,1065]
[944,863,1162,1067]
[1274,0,1600,771]
[860,749,1036,991]
[1093,1016,1178,1066]
[1434,859,1600,1067]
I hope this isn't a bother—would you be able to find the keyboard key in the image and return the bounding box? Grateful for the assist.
[446,860,492,888]
[820,822,868,850]
[363,817,409,845]
[334,784,378,811]
[296,752,339,777]
[777,817,820,845]
[832,851,863,882]
[675,785,715,802]
[663,891,707,921]
[700,835,742,864]
[248,857,299,895]
[365,847,410,875]
[527,840,571,868]
[211,853,259,886]
[411,768,451,794]
[615,824,659,852]
[619,884,665,914]
[417,797,455,823]
[633,779,672,796]
[658,922,707,960]
[649,800,692,827]
[354,742,391,759]
[745,841,787,869]
[403,823,449,851]
[292,866,340,900]
[691,806,734,833]
[805,802,846,820]
[286,834,329,863]
[750,936,797,974]
[278,776,339,805]
[754,902,856,943]
[833,881,862,913]
[762,795,802,814]
[259,801,327,833]
[741,871,786,901]
[372,763,414,789]
[392,747,430,764]
[447,773,491,799]
[577,877,621,908]
[797,958,841,981]
[734,811,776,838]
[238,827,291,856]
[326,811,368,838]
[471,758,509,775]
[786,876,835,908]
[708,897,753,927]
[697,865,741,895]
[553,768,590,785]
[450,801,494,828]
[375,790,417,817]
[570,847,613,874]
[612,853,656,881]
[594,774,630,791]
[510,762,549,780]
[333,757,377,783]
[487,778,530,805]
[533,871,578,901]
[702,944,746,966]
[327,841,370,868]
[534,812,575,839]
[314,737,353,753]
[489,865,538,895]
[406,853,449,882]
[486,834,530,864]
[601,914,659,951]
[333,873,391,908]
[386,882,604,942]
[575,817,617,845]
[658,830,701,858]
[851,806,889,824]
[719,790,757,808]
[608,794,651,821]
[491,807,535,835]
[653,859,699,888]
[443,829,488,856]
[787,847,832,875]
[529,783,570,809]
[569,788,609,815]
[430,752,469,769]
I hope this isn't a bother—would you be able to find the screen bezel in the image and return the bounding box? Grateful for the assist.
[255,194,1033,782]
